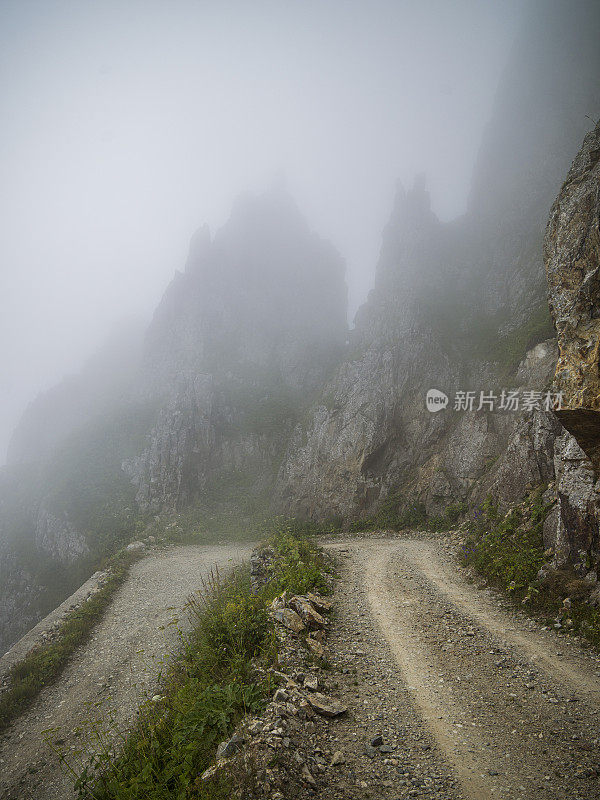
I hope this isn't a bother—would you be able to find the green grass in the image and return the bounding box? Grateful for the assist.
[347,490,466,533]
[427,501,469,532]
[0,551,136,734]
[460,491,548,596]
[55,527,327,800]
[262,525,331,596]
[460,489,600,649]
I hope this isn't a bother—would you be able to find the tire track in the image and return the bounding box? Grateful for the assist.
[327,537,600,800]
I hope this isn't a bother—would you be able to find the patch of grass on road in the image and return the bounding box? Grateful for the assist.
[61,526,327,800]
[0,551,136,734]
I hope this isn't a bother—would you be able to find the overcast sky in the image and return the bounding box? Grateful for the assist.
[0,0,523,462]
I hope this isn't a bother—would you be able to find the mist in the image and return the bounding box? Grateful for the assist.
[0,0,524,463]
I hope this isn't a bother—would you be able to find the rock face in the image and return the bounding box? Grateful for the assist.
[276,178,458,518]
[545,121,600,467]
[144,188,346,394]
[130,187,347,512]
[0,465,91,654]
[0,543,45,658]
[539,119,600,571]
[276,2,600,526]
[34,500,88,563]
[125,375,219,512]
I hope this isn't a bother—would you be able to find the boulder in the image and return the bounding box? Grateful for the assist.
[215,732,244,760]
[306,635,326,657]
[306,592,333,612]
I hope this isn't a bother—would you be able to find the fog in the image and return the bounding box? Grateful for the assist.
[0,0,523,463]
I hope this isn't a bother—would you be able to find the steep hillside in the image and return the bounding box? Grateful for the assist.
[7,321,145,467]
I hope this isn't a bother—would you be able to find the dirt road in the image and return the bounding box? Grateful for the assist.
[0,543,253,800]
[326,536,600,800]
[2,535,600,800]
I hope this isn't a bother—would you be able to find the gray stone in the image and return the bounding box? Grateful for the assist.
[215,732,244,760]
[306,692,347,718]
[271,608,305,634]
[289,596,328,629]
[301,764,317,786]
[303,674,319,691]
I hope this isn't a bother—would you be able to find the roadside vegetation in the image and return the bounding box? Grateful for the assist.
[0,550,137,734]
[346,490,467,534]
[460,490,548,597]
[50,526,328,800]
[460,488,600,648]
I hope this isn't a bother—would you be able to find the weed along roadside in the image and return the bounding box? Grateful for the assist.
[0,549,141,735]
[48,528,337,799]
[460,487,600,648]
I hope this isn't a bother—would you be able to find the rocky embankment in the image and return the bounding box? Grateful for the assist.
[199,540,461,800]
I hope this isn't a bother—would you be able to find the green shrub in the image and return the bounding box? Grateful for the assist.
[264,524,330,596]
[347,491,468,533]
[460,488,600,649]
[570,603,600,649]
[185,569,270,683]
[428,501,468,532]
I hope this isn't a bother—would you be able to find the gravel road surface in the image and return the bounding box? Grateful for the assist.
[0,543,252,800]
[325,536,600,800]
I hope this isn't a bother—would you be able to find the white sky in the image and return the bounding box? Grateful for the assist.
[0,0,522,462]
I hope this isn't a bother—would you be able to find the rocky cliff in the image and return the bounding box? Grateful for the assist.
[546,121,600,466]
[275,0,600,533]
[128,187,347,513]
[543,120,600,572]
